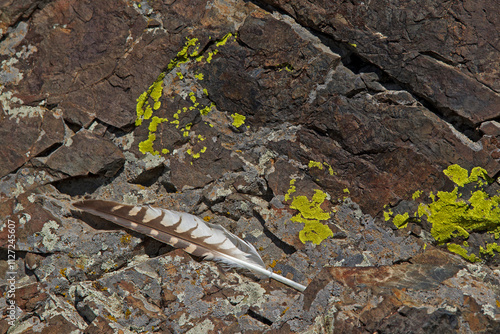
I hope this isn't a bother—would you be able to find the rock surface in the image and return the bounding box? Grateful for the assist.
[0,0,499,333]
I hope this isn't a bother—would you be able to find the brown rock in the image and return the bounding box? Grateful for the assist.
[262,0,500,125]
[0,110,64,178]
[45,130,125,177]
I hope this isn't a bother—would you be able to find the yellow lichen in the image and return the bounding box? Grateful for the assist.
[412,190,423,200]
[120,234,131,245]
[284,179,296,201]
[135,33,235,157]
[290,189,333,245]
[308,160,335,175]
[308,160,323,170]
[231,113,246,128]
[386,164,500,261]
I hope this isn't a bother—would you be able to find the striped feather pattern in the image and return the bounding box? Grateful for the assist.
[73,200,306,291]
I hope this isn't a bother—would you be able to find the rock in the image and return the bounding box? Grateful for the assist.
[0,108,65,178]
[480,121,500,136]
[261,0,500,125]
[45,130,125,177]
[1,0,499,332]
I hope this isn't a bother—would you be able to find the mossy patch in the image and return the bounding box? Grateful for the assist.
[384,164,500,262]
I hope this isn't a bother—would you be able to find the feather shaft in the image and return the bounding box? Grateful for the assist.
[74,200,306,292]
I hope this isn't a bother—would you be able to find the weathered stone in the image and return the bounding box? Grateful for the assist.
[1,0,499,332]
[45,130,125,177]
[0,109,64,178]
[480,121,500,137]
[261,0,500,125]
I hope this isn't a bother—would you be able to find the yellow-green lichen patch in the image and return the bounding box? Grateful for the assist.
[187,146,207,159]
[443,164,491,187]
[308,160,323,170]
[342,188,350,201]
[284,179,296,201]
[480,243,500,257]
[289,189,333,245]
[167,37,200,71]
[199,102,215,116]
[385,164,500,262]
[418,184,500,244]
[412,190,423,200]
[206,50,218,63]
[189,92,197,104]
[138,116,169,155]
[135,72,165,126]
[138,133,157,155]
[324,162,335,175]
[393,212,410,229]
[231,113,246,128]
[216,32,235,47]
[135,33,236,158]
[447,243,481,262]
[276,63,294,72]
[148,116,168,132]
[383,208,393,221]
[308,160,335,175]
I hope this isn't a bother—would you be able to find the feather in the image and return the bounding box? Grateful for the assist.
[73,200,306,292]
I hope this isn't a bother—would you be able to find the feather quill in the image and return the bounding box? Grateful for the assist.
[73,200,306,292]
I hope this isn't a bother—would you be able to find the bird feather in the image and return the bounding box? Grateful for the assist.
[73,200,306,292]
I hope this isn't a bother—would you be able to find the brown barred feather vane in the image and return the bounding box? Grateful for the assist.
[73,200,306,292]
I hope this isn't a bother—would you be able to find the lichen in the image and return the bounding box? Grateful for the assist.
[135,72,165,126]
[393,213,410,229]
[480,243,500,257]
[284,179,296,201]
[120,234,131,245]
[412,190,423,200]
[289,189,333,245]
[385,164,500,261]
[135,33,236,160]
[199,102,215,116]
[167,37,200,71]
[308,161,323,170]
[215,32,234,47]
[139,117,169,155]
[231,113,246,128]
[276,63,294,72]
[138,133,157,155]
[443,164,491,187]
[447,243,481,262]
[187,146,207,159]
[308,160,335,175]
[384,208,393,221]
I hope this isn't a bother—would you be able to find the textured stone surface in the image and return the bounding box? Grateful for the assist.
[45,129,125,177]
[261,0,500,126]
[1,0,499,333]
